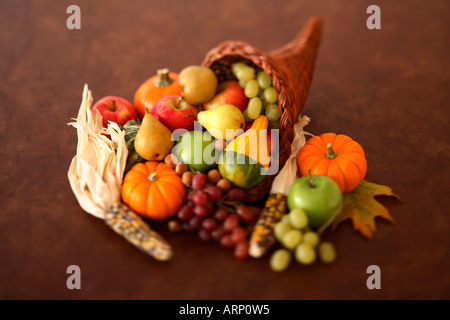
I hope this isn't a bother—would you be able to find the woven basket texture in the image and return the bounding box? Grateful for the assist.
[201,16,323,203]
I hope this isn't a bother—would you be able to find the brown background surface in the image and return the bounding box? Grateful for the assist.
[1,0,449,300]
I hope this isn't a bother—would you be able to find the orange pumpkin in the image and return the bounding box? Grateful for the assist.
[134,68,182,120]
[297,133,367,193]
[121,161,186,220]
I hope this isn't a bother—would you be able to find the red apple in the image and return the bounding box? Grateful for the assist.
[151,94,199,131]
[91,96,137,128]
[202,80,249,112]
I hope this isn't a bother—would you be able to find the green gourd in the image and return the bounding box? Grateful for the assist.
[123,120,140,152]
[218,151,266,189]
[123,120,145,173]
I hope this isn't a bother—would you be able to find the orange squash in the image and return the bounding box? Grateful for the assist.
[121,161,186,220]
[297,133,367,193]
[134,68,182,120]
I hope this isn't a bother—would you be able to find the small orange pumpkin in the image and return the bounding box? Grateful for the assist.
[297,133,367,193]
[134,68,181,120]
[121,161,186,220]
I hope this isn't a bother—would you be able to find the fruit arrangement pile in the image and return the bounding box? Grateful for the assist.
[68,17,398,273]
[71,58,375,272]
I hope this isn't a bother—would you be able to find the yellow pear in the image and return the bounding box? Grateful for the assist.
[197,104,245,141]
[179,65,218,105]
[134,111,174,161]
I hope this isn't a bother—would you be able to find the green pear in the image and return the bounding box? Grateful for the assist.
[197,104,245,140]
[134,111,174,161]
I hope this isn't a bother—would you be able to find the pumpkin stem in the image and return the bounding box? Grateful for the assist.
[308,169,316,188]
[148,172,158,182]
[154,68,174,87]
[326,143,337,159]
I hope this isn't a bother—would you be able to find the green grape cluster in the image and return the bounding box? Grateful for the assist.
[231,62,280,129]
[270,208,337,272]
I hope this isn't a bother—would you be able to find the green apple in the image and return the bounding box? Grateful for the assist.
[287,175,343,229]
[174,130,219,172]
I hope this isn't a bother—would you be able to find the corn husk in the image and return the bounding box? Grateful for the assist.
[67,85,173,261]
[67,84,128,218]
[270,114,311,195]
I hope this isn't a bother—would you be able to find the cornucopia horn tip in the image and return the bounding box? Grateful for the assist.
[201,16,323,203]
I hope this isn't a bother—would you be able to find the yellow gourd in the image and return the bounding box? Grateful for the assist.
[225,115,270,168]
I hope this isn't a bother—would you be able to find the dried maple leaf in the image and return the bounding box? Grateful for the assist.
[332,180,399,239]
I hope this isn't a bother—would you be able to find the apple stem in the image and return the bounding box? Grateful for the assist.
[308,169,316,188]
[154,68,174,87]
[108,99,117,111]
[176,96,184,108]
[148,173,158,182]
[326,143,337,159]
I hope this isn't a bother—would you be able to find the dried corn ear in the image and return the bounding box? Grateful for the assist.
[105,203,173,261]
[249,193,288,258]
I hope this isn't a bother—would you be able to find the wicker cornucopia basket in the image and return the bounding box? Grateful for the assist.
[201,16,323,203]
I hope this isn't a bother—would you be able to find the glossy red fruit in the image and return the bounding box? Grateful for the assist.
[91,96,137,128]
[227,188,245,201]
[177,204,194,221]
[203,80,249,113]
[231,227,246,244]
[220,234,235,248]
[211,227,226,241]
[203,200,215,216]
[194,205,208,219]
[192,190,208,206]
[203,185,223,201]
[202,218,219,232]
[234,241,250,259]
[223,214,240,231]
[214,208,229,221]
[151,95,198,132]
[188,215,202,229]
[192,173,207,190]
[236,205,257,223]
